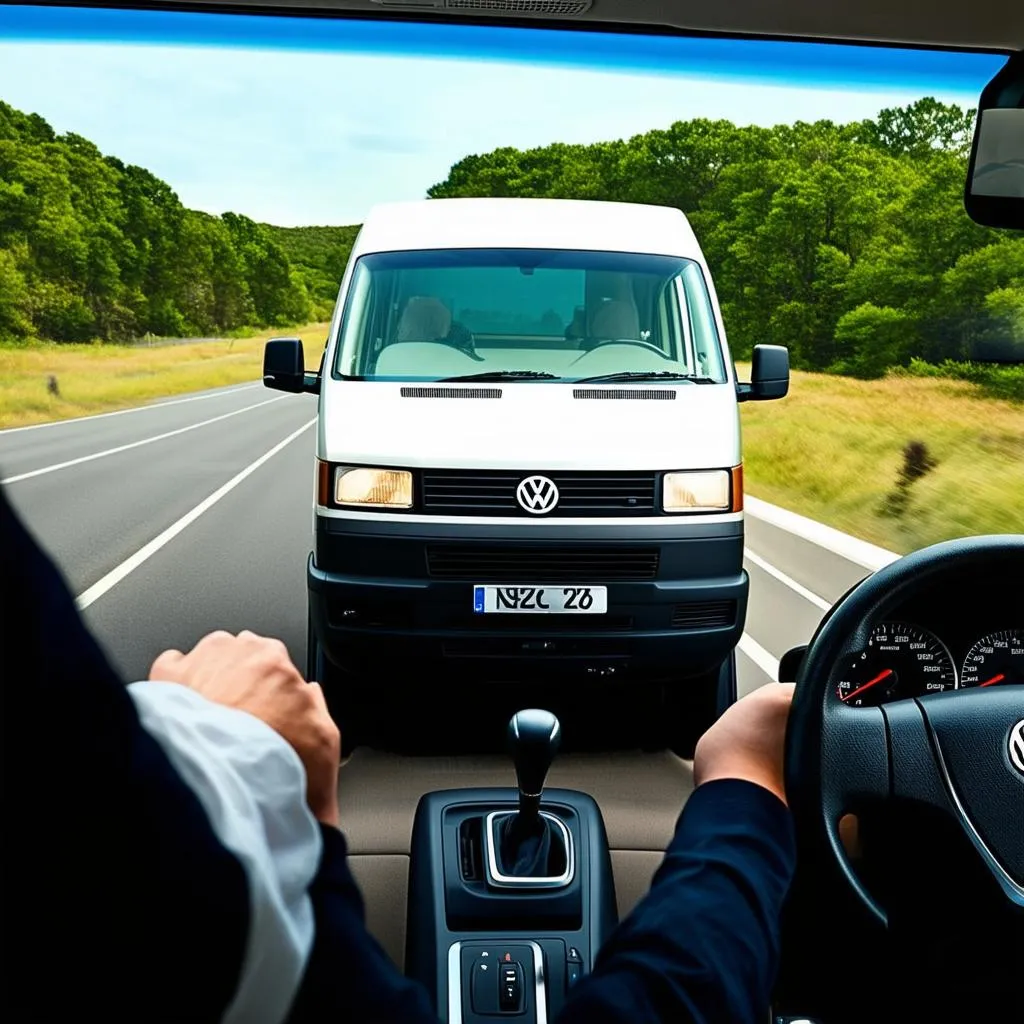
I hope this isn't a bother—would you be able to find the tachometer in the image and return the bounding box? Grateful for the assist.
[960,630,1024,688]
[836,623,957,706]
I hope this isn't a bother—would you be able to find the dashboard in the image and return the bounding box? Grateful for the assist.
[835,574,1023,706]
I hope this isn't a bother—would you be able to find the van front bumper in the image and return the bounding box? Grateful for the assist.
[308,516,748,683]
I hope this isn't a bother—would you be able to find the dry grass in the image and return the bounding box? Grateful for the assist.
[738,363,1024,553]
[0,324,330,429]
[3,340,1020,553]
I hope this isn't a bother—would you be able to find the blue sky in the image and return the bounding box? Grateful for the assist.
[0,6,1006,226]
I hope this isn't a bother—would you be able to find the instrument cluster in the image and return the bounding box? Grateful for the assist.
[835,585,1022,706]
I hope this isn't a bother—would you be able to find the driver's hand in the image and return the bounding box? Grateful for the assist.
[693,682,795,806]
[149,630,341,828]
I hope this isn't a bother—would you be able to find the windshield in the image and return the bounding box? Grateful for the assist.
[0,5,1019,702]
[333,248,728,382]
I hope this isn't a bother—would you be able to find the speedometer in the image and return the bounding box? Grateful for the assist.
[960,630,1024,688]
[836,623,958,706]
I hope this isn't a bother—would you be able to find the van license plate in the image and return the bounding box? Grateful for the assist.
[473,585,607,614]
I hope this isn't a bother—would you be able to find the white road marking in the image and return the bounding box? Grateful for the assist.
[738,632,780,682]
[746,494,898,571]
[2,395,287,484]
[76,417,317,610]
[0,382,261,436]
[744,547,832,611]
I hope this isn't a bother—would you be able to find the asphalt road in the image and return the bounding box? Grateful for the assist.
[0,381,895,702]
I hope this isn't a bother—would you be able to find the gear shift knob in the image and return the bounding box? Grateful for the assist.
[507,709,561,820]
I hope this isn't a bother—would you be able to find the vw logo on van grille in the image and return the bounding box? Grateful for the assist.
[1009,721,1024,777]
[516,475,560,515]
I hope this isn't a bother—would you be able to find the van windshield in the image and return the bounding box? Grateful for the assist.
[333,248,729,383]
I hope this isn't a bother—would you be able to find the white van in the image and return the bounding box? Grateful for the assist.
[264,198,788,721]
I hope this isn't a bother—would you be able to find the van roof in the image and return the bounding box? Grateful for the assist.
[351,198,703,260]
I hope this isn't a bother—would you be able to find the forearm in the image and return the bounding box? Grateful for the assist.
[287,824,441,1024]
[558,779,796,1024]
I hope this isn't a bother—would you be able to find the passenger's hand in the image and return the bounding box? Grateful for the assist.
[149,630,341,827]
[693,682,795,806]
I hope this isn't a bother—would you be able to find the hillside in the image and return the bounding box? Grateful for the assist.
[736,363,1024,550]
[2,95,1022,398]
[261,224,360,312]
[0,100,345,343]
[426,98,1024,383]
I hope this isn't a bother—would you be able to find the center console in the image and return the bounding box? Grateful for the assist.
[406,710,619,1022]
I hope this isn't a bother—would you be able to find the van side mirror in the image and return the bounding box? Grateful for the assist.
[965,51,1024,230]
[263,337,319,394]
[737,344,789,402]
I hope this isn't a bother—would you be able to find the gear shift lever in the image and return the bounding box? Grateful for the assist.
[491,709,566,881]
[507,709,561,824]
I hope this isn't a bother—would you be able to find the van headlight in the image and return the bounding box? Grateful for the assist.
[335,467,413,508]
[663,470,732,513]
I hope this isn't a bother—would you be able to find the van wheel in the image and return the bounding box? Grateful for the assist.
[306,612,365,753]
[305,610,325,683]
[715,649,738,715]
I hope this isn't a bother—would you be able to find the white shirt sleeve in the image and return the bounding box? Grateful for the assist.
[128,680,322,1024]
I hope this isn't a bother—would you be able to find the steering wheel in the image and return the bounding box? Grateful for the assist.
[582,338,669,357]
[785,535,1024,925]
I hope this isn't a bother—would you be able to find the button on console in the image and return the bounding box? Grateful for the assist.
[499,962,523,1011]
[566,944,584,988]
[471,955,499,1015]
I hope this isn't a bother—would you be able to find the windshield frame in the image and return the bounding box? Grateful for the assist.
[329,247,730,384]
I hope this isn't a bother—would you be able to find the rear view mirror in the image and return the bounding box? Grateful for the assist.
[965,52,1024,230]
[737,344,789,402]
[264,337,318,394]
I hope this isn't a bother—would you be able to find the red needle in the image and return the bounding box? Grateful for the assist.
[979,674,1005,687]
[842,668,894,703]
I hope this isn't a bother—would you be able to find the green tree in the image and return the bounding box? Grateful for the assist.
[834,303,917,377]
[855,97,977,158]
[0,99,313,342]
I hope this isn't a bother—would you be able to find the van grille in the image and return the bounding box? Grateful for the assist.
[425,545,659,582]
[420,470,658,516]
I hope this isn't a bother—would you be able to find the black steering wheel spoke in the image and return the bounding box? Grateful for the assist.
[882,698,955,812]
[815,697,892,923]
[820,703,891,812]
[914,689,1024,904]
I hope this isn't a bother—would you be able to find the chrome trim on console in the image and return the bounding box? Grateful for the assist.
[447,939,547,1024]
[484,810,574,889]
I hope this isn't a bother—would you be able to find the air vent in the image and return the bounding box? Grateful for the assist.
[459,817,483,881]
[371,0,593,13]
[400,387,502,399]
[445,0,592,12]
[573,389,677,400]
[671,601,737,630]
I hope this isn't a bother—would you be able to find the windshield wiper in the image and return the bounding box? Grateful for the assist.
[437,370,561,382]
[574,370,715,384]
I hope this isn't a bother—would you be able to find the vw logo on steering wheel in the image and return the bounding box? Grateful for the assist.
[1009,720,1024,777]
[516,475,559,515]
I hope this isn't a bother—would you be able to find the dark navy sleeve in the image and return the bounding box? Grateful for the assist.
[287,824,442,1024]
[1,484,250,1023]
[557,778,796,1024]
